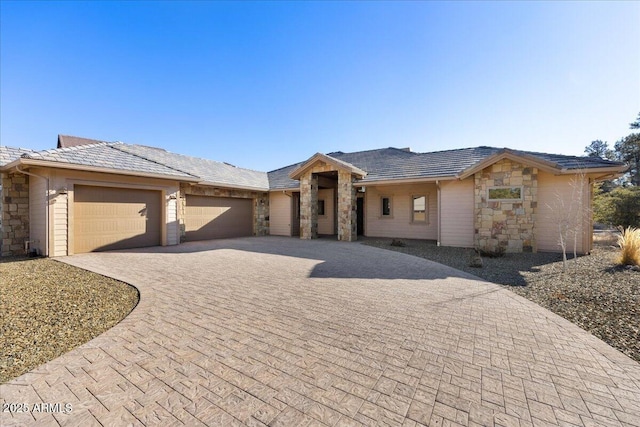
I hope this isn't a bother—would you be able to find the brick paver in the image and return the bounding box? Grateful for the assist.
[2,237,639,426]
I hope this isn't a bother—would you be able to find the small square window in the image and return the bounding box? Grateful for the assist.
[318,199,325,216]
[381,197,391,216]
[488,187,522,201]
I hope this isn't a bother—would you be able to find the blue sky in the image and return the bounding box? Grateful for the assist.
[1,1,638,172]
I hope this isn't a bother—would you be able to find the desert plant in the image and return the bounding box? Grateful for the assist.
[617,227,640,266]
[477,245,506,258]
[390,239,406,247]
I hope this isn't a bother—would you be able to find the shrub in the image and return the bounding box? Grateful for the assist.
[390,239,406,247]
[477,245,506,258]
[617,227,640,266]
[593,186,640,228]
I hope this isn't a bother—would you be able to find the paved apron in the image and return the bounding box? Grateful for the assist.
[2,237,639,426]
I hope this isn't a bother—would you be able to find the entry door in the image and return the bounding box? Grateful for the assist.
[357,197,364,235]
[292,192,300,236]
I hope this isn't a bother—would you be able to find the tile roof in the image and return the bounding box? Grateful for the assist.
[0,146,36,167]
[4,137,625,192]
[20,142,197,179]
[114,144,269,190]
[268,146,625,189]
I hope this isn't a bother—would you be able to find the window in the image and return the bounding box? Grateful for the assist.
[412,195,427,222]
[318,199,325,216]
[381,197,392,216]
[488,186,522,201]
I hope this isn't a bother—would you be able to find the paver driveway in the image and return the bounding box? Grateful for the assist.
[2,237,639,427]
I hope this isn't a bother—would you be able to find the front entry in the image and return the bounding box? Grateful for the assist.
[357,197,364,236]
[292,192,300,236]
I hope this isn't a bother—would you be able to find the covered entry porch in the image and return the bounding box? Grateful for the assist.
[288,153,366,242]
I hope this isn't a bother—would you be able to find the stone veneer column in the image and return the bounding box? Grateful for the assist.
[337,171,357,242]
[254,194,269,236]
[474,159,537,253]
[299,172,318,239]
[1,172,30,256]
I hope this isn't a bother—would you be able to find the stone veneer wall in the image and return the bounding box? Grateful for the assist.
[179,184,269,241]
[1,172,29,256]
[474,159,537,253]
[299,172,318,239]
[337,171,357,241]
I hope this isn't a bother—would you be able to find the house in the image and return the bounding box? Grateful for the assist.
[0,135,625,257]
[1,136,269,257]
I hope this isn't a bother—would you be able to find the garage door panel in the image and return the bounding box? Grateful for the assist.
[74,186,161,253]
[185,196,252,241]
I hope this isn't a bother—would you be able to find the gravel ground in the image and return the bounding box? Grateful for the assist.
[362,238,640,363]
[0,257,139,383]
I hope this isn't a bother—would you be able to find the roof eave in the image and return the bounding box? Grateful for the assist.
[457,149,561,179]
[288,153,367,180]
[3,158,198,182]
[358,175,458,186]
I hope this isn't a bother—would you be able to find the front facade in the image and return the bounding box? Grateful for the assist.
[1,136,625,257]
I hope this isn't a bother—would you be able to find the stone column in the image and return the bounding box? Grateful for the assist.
[1,172,30,256]
[337,171,357,241]
[300,172,318,239]
[254,193,270,236]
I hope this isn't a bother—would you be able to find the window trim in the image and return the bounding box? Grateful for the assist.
[411,194,428,224]
[487,186,523,202]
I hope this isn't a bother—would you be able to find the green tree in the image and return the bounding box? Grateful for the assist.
[584,140,612,159]
[630,112,640,129]
[593,185,640,228]
[614,133,640,186]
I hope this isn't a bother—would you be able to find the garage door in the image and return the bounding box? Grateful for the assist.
[185,195,253,241]
[74,185,162,253]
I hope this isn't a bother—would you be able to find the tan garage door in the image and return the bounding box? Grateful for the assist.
[185,195,253,241]
[74,185,161,253]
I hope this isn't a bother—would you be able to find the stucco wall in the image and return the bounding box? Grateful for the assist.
[536,171,590,254]
[440,178,475,248]
[364,183,438,240]
[317,188,335,235]
[28,174,47,256]
[269,191,292,236]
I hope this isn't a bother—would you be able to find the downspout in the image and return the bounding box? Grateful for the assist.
[15,166,50,257]
[436,180,441,246]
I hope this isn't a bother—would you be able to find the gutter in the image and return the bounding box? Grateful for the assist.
[15,166,49,257]
[3,158,198,182]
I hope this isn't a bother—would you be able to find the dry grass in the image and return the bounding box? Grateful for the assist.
[617,227,640,266]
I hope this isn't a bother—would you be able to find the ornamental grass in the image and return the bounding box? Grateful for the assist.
[617,226,640,266]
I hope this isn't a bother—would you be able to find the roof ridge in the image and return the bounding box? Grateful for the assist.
[110,144,200,178]
[330,147,418,156]
[126,144,268,175]
[415,146,500,155]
